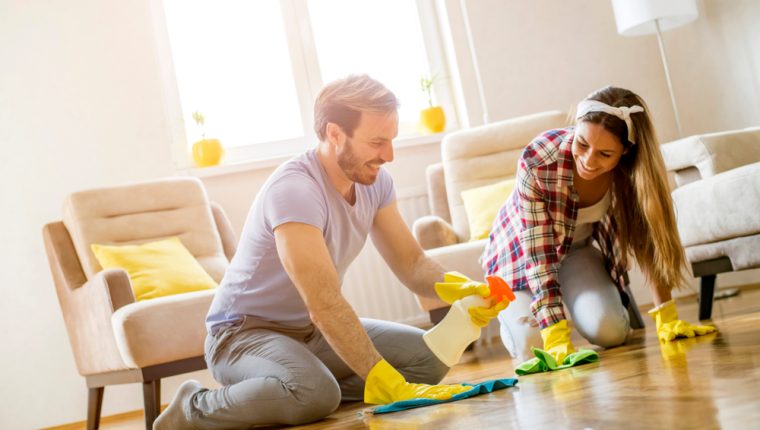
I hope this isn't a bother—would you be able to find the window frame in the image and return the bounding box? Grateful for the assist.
[151,0,459,170]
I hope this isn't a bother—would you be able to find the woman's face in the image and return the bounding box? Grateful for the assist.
[572,121,626,181]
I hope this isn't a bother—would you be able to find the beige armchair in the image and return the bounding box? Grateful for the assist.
[43,177,236,430]
[412,111,568,321]
[661,127,760,320]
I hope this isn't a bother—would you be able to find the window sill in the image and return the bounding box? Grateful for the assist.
[178,131,449,179]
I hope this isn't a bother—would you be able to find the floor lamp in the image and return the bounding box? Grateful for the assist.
[611,0,698,138]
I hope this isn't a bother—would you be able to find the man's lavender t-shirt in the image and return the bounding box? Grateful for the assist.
[206,149,396,334]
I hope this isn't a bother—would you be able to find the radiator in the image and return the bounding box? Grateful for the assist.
[342,185,431,327]
[341,185,503,345]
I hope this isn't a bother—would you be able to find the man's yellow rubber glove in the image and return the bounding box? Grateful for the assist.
[434,271,490,304]
[648,300,716,342]
[364,359,471,405]
[435,272,510,327]
[540,320,575,365]
[468,299,509,328]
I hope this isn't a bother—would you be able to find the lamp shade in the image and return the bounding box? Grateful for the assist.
[611,0,698,36]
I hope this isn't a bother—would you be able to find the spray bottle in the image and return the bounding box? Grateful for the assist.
[423,275,515,367]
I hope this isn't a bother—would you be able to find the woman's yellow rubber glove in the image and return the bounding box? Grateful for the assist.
[364,359,471,405]
[540,320,576,365]
[434,271,490,304]
[648,300,716,342]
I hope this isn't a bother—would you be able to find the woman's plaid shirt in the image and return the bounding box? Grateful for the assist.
[480,128,628,329]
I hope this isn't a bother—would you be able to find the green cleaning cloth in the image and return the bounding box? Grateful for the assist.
[515,347,599,375]
[370,378,518,414]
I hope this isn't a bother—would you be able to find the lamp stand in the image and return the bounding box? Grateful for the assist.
[654,19,684,138]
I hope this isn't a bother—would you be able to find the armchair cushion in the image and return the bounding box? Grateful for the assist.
[460,178,516,241]
[91,237,217,301]
[112,289,215,368]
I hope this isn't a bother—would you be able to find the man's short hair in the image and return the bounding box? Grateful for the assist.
[313,74,399,141]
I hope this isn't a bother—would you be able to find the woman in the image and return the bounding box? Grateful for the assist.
[481,86,715,364]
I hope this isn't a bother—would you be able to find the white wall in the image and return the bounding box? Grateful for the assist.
[1,0,758,428]
[0,1,201,428]
[458,0,760,140]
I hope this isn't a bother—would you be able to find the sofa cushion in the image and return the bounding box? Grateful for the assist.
[673,162,760,247]
[111,289,215,368]
[91,237,217,301]
[685,235,760,270]
[661,127,760,186]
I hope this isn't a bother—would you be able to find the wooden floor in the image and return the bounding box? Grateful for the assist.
[59,288,760,430]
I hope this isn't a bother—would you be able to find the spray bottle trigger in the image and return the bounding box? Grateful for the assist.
[485,275,516,303]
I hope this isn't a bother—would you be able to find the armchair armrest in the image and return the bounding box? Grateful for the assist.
[661,127,760,186]
[64,269,137,375]
[43,222,135,375]
[413,215,458,250]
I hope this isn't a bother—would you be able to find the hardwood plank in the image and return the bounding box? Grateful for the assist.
[48,288,760,429]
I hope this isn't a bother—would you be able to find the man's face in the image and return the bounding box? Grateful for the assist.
[572,121,626,181]
[336,111,398,185]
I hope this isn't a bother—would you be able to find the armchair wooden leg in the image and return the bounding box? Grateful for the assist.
[143,379,161,430]
[87,386,104,430]
[699,275,717,321]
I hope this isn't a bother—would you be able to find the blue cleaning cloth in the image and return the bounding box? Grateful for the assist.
[371,378,518,414]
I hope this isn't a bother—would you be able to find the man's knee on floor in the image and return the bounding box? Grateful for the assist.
[231,374,341,426]
[280,378,341,425]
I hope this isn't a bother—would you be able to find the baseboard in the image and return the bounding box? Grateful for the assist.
[44,405,167,430]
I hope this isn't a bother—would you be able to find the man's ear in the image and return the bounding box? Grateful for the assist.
[325,122,344,146]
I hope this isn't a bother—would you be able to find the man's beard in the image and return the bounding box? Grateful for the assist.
[337,137,382,185]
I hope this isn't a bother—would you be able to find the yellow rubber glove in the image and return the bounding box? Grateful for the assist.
[468,299,509,328]
[540,320,575,365]
[648,300,716,342]
[364,359,470,405]
[434,271,490,305]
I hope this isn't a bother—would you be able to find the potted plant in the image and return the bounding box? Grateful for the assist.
[419,73,446,134]
[190,111,224,167]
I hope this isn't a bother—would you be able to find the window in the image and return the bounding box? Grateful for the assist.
[157,0,454,167]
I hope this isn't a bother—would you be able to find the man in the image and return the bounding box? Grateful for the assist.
[154,75,505,429]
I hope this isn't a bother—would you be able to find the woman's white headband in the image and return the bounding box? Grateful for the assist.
[576,100,644,144]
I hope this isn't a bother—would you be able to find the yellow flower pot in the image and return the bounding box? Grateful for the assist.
[419,106,446,134]
[192,138,224,167]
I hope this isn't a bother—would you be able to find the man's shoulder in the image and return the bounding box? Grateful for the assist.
[268,151,323,190]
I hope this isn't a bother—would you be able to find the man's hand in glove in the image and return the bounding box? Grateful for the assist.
[364,360,470,405]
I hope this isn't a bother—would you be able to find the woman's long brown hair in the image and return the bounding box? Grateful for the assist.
[579,86,687,291]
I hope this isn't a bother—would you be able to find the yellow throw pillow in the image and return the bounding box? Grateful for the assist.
[461,179,517,241]
[91,237,217,301]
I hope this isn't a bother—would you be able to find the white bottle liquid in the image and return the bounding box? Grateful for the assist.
[423,294,489,367]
